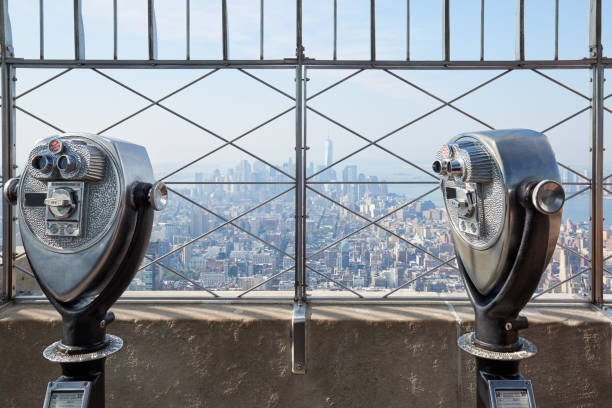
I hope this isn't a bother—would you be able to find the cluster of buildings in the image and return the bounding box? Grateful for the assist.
[124,140,611,299]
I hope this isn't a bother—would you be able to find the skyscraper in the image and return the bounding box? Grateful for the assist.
[324,138,333,167]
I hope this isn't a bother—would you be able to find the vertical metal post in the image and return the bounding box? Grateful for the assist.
[259,0,264,60]
[186,0,190,60]
[294,0,306,306]
[333,0,337,60]
[515,0,525,61]
[0,0,15,303]
[292,0,306,375]
[589,0,604,305]
[406,0,410,60]
[480,0,485,61]
[442,0,450,61]
[113,0,117,59]
[148,0,158,60]
[39,0,44,59]
[370,0,375,61]
[222,0,229,60]
[554,0,559,60]
[73,0,85,60]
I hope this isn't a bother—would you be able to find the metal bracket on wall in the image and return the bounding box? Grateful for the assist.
[291,301,306,374]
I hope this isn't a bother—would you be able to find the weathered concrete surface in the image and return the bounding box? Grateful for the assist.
[0,302,610,408]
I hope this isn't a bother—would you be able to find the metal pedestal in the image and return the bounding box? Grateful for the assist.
[459,332,537,408]
[42,335,123,408]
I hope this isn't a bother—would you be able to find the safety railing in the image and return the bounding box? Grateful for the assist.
[0,0,610,307]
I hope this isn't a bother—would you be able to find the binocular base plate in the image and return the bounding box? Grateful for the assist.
[458,332,537,361]
[43,334,123,363]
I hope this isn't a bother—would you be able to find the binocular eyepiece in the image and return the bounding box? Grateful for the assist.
[28,138,105,182]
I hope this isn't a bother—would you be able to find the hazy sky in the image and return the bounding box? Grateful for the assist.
[5,0,611,184]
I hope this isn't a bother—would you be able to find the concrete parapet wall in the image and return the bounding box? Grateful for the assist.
[1,302,611,407]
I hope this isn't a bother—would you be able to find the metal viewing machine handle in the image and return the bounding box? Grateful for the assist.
[4,133,167,408]
[433,129,565,408]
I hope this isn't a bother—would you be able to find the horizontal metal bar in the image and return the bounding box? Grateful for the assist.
[307,181,438,185]
[5,59,600,70]
[11,294,591,304]
[165,181,295,185]
[562,182,591,185]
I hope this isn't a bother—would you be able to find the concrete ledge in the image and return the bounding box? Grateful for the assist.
[1,302,611,407]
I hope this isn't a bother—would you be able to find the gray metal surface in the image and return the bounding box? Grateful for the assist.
[458,333,537,361]
[20,137,120,251]
[17,133,154,302]
[43,334,123,363]
[291,301,306,374]
[437,130,562,295]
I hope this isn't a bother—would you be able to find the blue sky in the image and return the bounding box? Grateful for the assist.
[4,0,611,186]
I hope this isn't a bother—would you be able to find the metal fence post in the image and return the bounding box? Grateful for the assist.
[1,0,15,303]
[292,0,307,375]
[589,0,604,305]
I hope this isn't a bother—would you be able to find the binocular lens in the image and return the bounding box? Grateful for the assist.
[31,155,53,174]
[432,160,442,174]
[57,154,78,173]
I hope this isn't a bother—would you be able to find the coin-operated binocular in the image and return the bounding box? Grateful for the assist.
[4,133,167,408]
[433,129,564,408]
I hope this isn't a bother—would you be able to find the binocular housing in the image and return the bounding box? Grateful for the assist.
[5,133,167,352]
[434,129,564,349]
